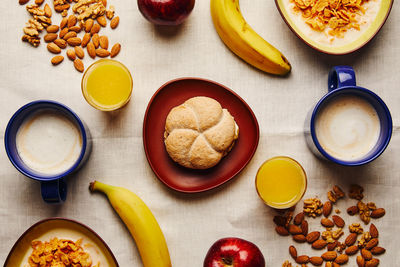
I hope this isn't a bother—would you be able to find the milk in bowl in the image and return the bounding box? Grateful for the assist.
[16,109,83,176]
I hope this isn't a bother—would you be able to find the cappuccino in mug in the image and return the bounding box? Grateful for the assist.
[315,94,380,161]
[16,109,83,175]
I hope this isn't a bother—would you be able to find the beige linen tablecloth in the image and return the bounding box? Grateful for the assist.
[1,0,399,266]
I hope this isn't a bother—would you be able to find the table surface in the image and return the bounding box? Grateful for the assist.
[1,0,399,266]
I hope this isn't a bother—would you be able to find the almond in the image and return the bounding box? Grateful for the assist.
[301,220,308,236]
[361,249,372,260]
[85,19,94,32]
[334,254,348,265]
[60,17,68,29]
[356,255,365,267]
[321,218,334,228]
[347,206,359,215]
[97,15,107,27]
[51,55,64,65]
[369,224,379,238]
[87,42,96,59]
[67,37,82,46]
[288,224,303,235]
[273,216,286,226]
[54,3,70,12]
[306,231,320,244]
[47,43,61,54]
[365,259,379,267]
[46,25,59,33]
[92,34,100,48]
[296,255,309,264]
[345,245,359,255]
[293,234,306,243]
[102,0,107,7]
[326,241,338,251]
[371,246,385,255]
[345,233,357,246]
[275,226,289,236]
[332,215,345,228]
[365,238,378,250]
[370,208,385,218]
[99,35,109,49]
[96,48,110,57]
[67,15,77,28]
[19,0,30,5]
[323,201,332,217]
[69,25,82,33]
[74,58,84,72]
[91,23,101,35]
[79,34,89,48]
[293,212,304,225]
[321,251,337,261]
[289,245,297,260]
[110,16,119,29]
[110,43,121,58]
[44,3,52,17]
[59,28,69,39]
[312,239,327,250]
[309,256,323,266]
[74,46,84,59]
[63,31,77,41]
[66,49,76,60]
[44,33,58,43]
[54,39,67,49]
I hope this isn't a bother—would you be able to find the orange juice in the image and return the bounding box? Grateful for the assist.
[256,156,307,209]
[82,59,133,111]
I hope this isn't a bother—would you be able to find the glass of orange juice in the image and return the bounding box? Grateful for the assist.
[255,156,307,209]
[82,59,133,111]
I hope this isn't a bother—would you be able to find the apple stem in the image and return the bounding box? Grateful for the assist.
[222,257,233,265]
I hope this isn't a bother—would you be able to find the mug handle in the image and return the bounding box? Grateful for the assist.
[40,178,67,203]
[328,66,356,91]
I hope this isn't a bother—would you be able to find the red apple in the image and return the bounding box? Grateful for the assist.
[137,0,195,26]
[204,237,266,267]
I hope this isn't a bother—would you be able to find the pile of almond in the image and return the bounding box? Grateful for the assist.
[19,0,121,72]
[275,185,386,267]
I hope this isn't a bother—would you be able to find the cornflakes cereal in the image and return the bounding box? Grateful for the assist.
[27,237,98,267]
[290,0,371,39]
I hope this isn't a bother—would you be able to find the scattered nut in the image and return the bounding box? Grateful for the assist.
[74,58,84,72]
[66,49,76,60]
[303,198,323,218]
[51,55,64,65]
[110,16,119,29]
[47,42,61,54]
[349,184,364,200]
[74,46,84,59]
[110,42,121,58]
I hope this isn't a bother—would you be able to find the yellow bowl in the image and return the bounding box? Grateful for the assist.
[4,218,119,267]
[275,0,394,55]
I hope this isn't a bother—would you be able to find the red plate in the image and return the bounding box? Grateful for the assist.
[143,78,259,193]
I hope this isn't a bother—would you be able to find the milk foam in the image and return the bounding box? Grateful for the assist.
[16,110,83,175]
[315,95,380,161]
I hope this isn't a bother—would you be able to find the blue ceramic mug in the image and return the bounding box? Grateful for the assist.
[5,100,92,203]
[305,66,392,166]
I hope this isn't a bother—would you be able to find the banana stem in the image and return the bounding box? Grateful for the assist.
[89,180,112,194]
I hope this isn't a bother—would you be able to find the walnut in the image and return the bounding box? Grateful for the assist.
[26,4,45,16]
[349,184,364,200]
[358,201,371,224]
[76,2,106,21]
[22,34,40,46]
[322,230,335,243]
[106,5,114,19]
[33,15,52,27]
[367,202,377,210]
[282,260,293,267]
[327,185,345,203]
[72,0,98,13]
[358,231,371,248]
[331,228,343,240]
[336,242,346,253]
[61,9,68,16]
[303,198,323,217]
[349,223,363,234]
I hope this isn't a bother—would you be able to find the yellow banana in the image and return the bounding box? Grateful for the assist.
[89,181,171,267]
[210,0,291,75]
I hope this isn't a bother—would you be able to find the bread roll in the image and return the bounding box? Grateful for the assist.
[164,96,239,169]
